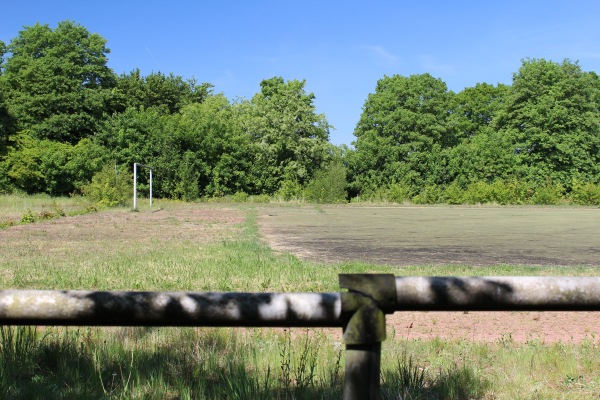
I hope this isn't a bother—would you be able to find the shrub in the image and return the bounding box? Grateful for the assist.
[20,209,36,224]
[82,164,132,208]
[503,179,534,204]
[304,162,347,204]
[529,182,565,205]
[0,161,15,194]
[248,194,271,203]
[174,151,200,202]
[463,181,495,204]
[277,177,303,201]
[228,191,249,203]
[570,180,600,205]
[413,185,443,204]
[386,183,411,204]
[444,182,464,205]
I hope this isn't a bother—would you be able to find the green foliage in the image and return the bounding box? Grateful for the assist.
[462,181,506,204]
[114,69,213,114]
[19,208,35,223]
[82,164,131,207]
[386,183,411,204]
[495,59,600,188]
[347,59,600,202]
[304,162,347,203]
[96,95,254,199]
[529,181,565,205]
[0,160,14,194]
[174,151,200,201]
[412,184,444,204]
[276,174,303,201]
[351,73,452,193]
[1,134,105,195]
[449,82,509,142]
[2,21,116,143]
[570,179,600,205]
[443,182,464,204]
[0,89,17,154]
[240,77,332,194]
[3,18,600,204]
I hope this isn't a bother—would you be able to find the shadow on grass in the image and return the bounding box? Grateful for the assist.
[381,357,490,400]
[0,326,345,400]
[0,326,490,399]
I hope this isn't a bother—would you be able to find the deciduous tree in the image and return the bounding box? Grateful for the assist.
[351,73,452,194]
[494,59,600,187]
[239,77,332,194]
[115,69,213,114]
[1,21,116,143]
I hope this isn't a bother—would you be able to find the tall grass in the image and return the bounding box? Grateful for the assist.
[0,193,95,228]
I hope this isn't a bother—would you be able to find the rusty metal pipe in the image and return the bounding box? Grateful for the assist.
[395,276,600,311]
[0,291,342,327]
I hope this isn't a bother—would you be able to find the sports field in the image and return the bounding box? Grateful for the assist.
[2,197,600,397]
[260,205,600,267]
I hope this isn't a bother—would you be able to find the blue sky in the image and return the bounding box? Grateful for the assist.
[2,1,600,145]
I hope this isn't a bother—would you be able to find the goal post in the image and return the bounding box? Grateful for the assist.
[133,163,154,210]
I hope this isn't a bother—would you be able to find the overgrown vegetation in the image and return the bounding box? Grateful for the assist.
[82,164,132,208]
[0,193,95,229]
[353,178,600,206]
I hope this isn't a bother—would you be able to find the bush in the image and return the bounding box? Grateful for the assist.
[304,162,347,204]
[174,151,200,201]
[412,185,443,204]
[20,209,36,224]
[228,191,249,203]
[570,180,600,205]
[277,177,303,201]
[463,181,496,204]
[386,183,411,204]
[529,182,565,205]
[82,164,132,207]
[450,180,533,205]
[0,161,15,194]
[248,194,271,203]
[444,182,464,205]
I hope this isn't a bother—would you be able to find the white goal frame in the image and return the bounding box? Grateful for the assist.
[133,163,153,209]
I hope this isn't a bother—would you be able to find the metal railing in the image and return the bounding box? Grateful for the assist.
[2,275,600,399]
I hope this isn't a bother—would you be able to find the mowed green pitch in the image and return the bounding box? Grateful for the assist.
[260,205,600,267]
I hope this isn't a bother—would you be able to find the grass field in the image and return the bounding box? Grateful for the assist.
[259,205,600,267]
[1,196,600,399]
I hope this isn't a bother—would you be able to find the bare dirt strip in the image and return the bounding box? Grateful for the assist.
[259,205,600,343]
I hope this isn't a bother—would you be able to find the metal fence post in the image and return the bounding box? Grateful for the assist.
[339,274,397,400]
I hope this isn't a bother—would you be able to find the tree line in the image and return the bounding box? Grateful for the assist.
[1,21,599,205]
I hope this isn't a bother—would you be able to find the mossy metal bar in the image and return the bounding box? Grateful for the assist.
[339,274,396,400]
[394,276,600,311]
[0,291,342,327]
[1,276,600,400]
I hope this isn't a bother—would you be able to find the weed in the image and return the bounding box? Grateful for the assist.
[382,355,427,399]
[19,208,36,223]
[52,201,66,217]
[0,219,16,229]
[37,209,56,220]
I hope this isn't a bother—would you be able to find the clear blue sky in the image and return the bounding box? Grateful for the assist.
[2,1,600,146]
